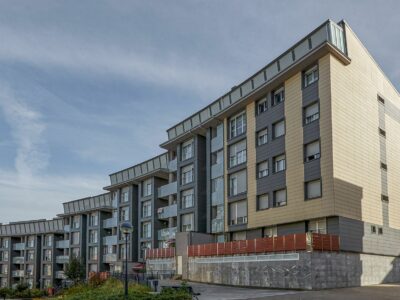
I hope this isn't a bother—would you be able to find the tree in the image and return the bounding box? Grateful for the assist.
[65,256,85,284]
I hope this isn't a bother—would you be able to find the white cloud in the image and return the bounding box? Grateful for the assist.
[0,86,48,180]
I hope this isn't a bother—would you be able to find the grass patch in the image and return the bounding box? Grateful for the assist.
[55,278,191,300]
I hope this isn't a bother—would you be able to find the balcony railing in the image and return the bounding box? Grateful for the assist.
[103,235,118,245]
[12,257,24,264]
[211,162,223,179]
[56,255,70,264]
[64,224,71,232]
[12,270,24,277]
[12,243,25,251]
[55,270,66,279]
[157,204,177,219]
[158,182,177,199]
[158,227,177,241]
[56,240,70,249]
[103,217,117,228]
[168,158,177,172]
[211,219,224,233]
[103,253,117,263]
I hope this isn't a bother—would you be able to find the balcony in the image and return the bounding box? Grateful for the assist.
[158,182,177,199]
[103,253,117,263]
[55,271,66,279]
[56,240,70,249]
[103,235,118,245]
[64,224,71,232]
[12,243,25,251]
[12,270,24,277]
[112,198,118,208]
[211,219,224,233]
[157,204,177,220]
[12,257,24,264]
[158,227,177,241]
[168,158,177,172]
[211,162,224,179]
[103,217,117,228]
[56,255,70,264]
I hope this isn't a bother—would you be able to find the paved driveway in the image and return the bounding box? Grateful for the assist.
[159,280,400,300]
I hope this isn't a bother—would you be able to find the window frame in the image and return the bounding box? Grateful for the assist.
[257,160,269,179]
[273,154,286,173]
[229,111,247,139]
[272,119,285,139]
[303,101,320,125]
[305,179,322,200]
[271,86,285,106]
[256,97,268,115]
[257,193,269,211]
[303,65,319,88]
[257,128,268,146]
[304,140,321,163]
[273,188,287,207]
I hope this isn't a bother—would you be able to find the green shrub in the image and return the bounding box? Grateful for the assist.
[0,287,12,298]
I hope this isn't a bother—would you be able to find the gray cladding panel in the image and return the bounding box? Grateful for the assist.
[303,121,320,144]
[304,159,321,182]
[257,171,286,195]
[302,82,319,105]
[277,221,306,235]
[255,102,285,132]
[256,137,285,163]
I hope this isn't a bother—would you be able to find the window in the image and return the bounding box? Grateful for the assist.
[229,140,247,167]
[378,227,383,235]
[0,238,9,249]
[272,87,284,106]
[211,150,223,165]
[181,213,194,232]
[263,226,277,237]
[182,139,194,160]
[27,236,35,248]
[72,247,80,258]
[142,201,152,218]
[257,194,269,210]
[304,65,319,87]
[273,154,286,173]
[143,179,152,197]
[120,207,130,221]
[305,140,320,162]
[142,222,151,238]
[72,232,80,245]
[378,95,385,104]
[140,241,151,259]
[181,164,194,185]
[44,249,52,261]
[381,162,388,171]
[257,161,269,178]
[382,194,389,202]
[273,189,287,207]
[112,191,119,202]
[44,235,52,247]
[43,264,52,276]
[89,212,98,226]
[257,98,268,115]
[379,128,386,137]
[229,112,246,139]
[0,251,9,262]
[121,191,129,202]
[89,246,98,260]
[308,218,326,234]
[181,189,194,209]
[0,264,8,275]
[229,170,247,196]
[305,179,322,199]
[257,128,268,146]
[72,216,80,229]
[1,278,8,288]
[273,120,285,138]
[229,201,247,225]
[232,231,247,241]
[371,225,376,234]
[89,230,98,243]
[26,250,34,261]
[304,102,319,124]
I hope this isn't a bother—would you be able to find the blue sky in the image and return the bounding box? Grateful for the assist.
[0,0,399,223]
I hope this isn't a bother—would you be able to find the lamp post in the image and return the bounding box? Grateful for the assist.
[120,221,133,299]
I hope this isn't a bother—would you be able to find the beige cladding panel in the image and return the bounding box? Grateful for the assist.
[331,25,400,228]
[246,102,257,225]
[223,118,229,232]
[248,61,335,229]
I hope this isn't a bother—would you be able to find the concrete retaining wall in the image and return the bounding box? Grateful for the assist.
[187,251,400,290]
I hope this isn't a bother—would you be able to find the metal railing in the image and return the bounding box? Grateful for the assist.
[12,256,24,264]
[158,227,177,240]
[103,235,118,245]
[103,217,118,228]
[56,240,70,249]
[56,255,70,264]
[157,204,177,219]
[12,243,25,251]
[103,253,117,263]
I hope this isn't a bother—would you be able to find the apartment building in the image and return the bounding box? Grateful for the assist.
[0,19,399,289]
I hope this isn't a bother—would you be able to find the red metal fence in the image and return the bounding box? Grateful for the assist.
[188,233,339,257]
[145,234,340,260]
[145,247,175,259]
